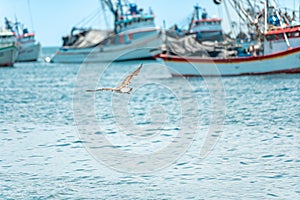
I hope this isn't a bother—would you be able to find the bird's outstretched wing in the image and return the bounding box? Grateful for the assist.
[118,64,143,89]
[86,87,116,92]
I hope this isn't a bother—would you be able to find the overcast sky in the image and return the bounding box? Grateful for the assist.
[0,0,297,46]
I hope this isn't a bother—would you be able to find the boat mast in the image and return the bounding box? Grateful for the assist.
[229,0,264,35]
[27,0,35,32]
[246,0,255,17]
[264,0,290,49]
[187,6,197,34]
[117,0,124,18]
[100,0,110,30]
[231,0,256,25]
[102,0,119,33]
[264,0,268,33]
[195,4,200,20]
[272,1,291,48]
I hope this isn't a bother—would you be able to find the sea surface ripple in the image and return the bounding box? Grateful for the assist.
[0,48,299,199]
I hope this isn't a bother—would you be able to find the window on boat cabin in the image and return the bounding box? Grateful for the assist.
[131,29,156,40]
[103,35,117,45]
[115,36,121,44]
[266,34,275,41]
[267,33,284,41]
[292,31,300,38]
[275,33,283,40]
[0,35,15,42]
[23,36,34,40]
[144,18,153,22]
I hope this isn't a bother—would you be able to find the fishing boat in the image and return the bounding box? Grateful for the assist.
[166,5,223,41]
[0,29,18,67]
[4,18,41,62]
[50,0,162,63]
[16,32,41,62]
[155,0,300,76]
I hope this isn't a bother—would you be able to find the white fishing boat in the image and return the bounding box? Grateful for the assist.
[16,32,41,62]
[0,30,18,67]
[50,0,162,63]
[155,0,300,76]
[165,5,223,41]
[4,18,41,62]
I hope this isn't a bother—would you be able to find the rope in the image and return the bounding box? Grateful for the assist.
[74,7,103,28]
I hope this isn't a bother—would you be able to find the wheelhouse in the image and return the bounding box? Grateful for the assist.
[265,26,300,41]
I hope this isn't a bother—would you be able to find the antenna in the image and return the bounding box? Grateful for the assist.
[27,0,35,31]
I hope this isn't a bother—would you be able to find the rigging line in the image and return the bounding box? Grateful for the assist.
[179,13,193,30]
[294,0,296,11]
[90,11,107,29]
[100,0,110,29]
[82,7,101,27]
[85,8,103,27]
[218,3,223,27]
[224,0,236,37]
[27,0,35,31]
[74,7,102,28]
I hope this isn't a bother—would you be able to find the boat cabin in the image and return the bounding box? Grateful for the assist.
[194,18,222,26]
[265,27,300,41]
[16,33,36,43]
[0,31,16,47]
[108,2,158,45]
[264,26,300,54]
[191,18,223,41]
[115,3,156,33]
[188,5,223,41]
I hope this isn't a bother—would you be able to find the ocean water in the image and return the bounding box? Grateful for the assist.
[0,48,299,199]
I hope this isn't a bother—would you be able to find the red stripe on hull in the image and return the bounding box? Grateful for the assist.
[0,62,14,67]
[265,26,300,35]
[155,46,300,64]
[171,67,300,77]
[190,30,222,33]
[195,19,222,23]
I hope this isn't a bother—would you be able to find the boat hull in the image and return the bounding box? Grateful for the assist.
[155,47,300,76]
[16,42,41,62]
[51,28,162,63]
[0,45,18,67]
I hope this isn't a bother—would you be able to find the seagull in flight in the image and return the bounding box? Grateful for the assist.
[86,64,143,94]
